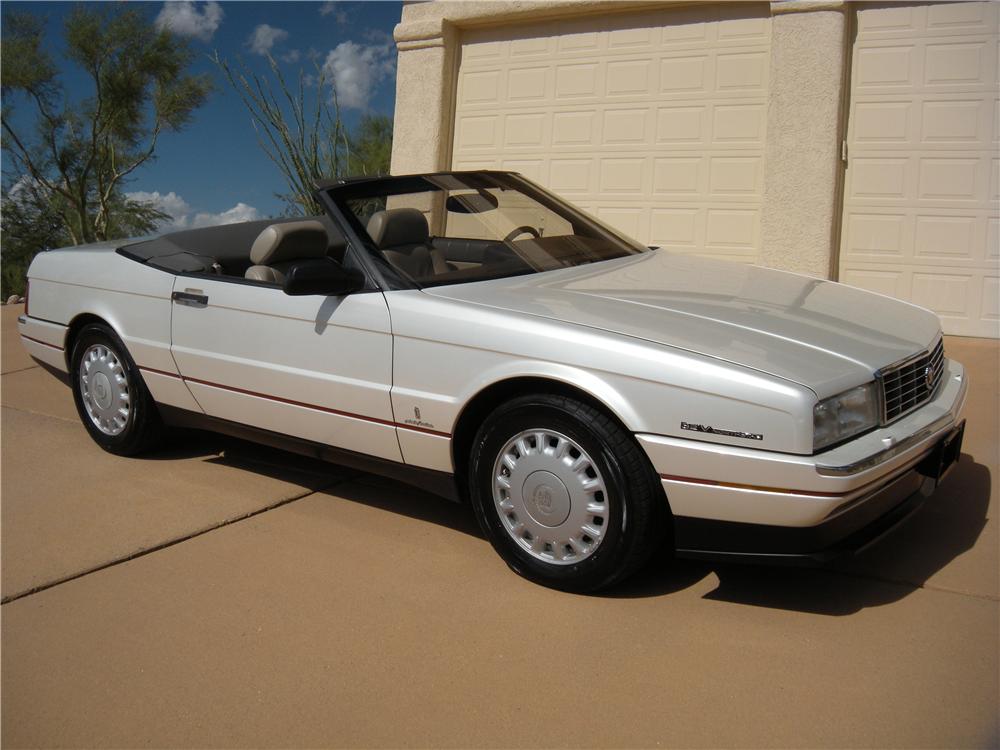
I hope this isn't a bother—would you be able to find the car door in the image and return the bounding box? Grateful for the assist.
[169,276,401,462]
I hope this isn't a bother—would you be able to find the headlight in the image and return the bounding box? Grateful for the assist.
[813,382,879,451]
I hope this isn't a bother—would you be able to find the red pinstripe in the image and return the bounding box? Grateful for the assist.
[139,366,451,438]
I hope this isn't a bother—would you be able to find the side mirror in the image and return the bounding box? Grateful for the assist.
[282,259,366,296]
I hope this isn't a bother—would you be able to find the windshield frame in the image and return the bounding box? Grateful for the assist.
[318,170,650,292]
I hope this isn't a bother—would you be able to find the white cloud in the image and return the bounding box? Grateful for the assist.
[322,39,396,110]
[190,203,260,228]
[126,191,191,227]
[248,24,289,56]
[126,191,259,230]
[319,1,348,24]
[363,28,393,45]
[7,175,46,207]
[280,49,301,64]
[155,1,223,42]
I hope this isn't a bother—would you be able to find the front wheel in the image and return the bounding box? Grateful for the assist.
[468,393,668,592]
[70,323,163,456]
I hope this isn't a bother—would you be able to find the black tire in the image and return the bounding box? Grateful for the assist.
[70,323,164,456]
[468,393,668,592]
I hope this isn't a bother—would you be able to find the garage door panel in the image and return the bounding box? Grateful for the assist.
[598,158,646,194]
[499,159,545,183]
[453,5,771,261]
[923,41,989,86]
[600,107,652,145]
[982,277,1000,322]
[847,154,994,208]
[927,0,991,29]
[651,207,700,250]
[921,98,988,143]
[910,271,977,316]
[846,212,908,260]
[841,2,999,337]
[840,268,908,299]
[456,116,498,150]
[549,158,593,193]
[503,112,547,148]
[852,94,994,148]
[855,45,917,88]
[596,206,646,240]
[914,214,978,260]
[507,66,548,102]
[653,157,702,195]
[711,103,766,144]
[917,157,981,202]
[846,208,997,264]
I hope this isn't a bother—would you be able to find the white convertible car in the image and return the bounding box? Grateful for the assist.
[18,171,967,591]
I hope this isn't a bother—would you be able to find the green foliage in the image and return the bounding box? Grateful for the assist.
[347,114,393,177]
[1,5,212,246]
[0,176,166,298]
[1,180,64,298]
[215,54,394,216]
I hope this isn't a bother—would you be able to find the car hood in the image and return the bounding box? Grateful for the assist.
[423,250,941,397]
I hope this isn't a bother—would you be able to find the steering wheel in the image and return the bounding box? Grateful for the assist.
[503,225,541,243]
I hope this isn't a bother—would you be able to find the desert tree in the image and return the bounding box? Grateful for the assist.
[215,53,351,216]
[215,53,394,216]
[1,6,212,245]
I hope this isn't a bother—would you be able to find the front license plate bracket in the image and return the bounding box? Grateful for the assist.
[916,419,965,486]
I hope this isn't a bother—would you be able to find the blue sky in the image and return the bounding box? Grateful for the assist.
[3,1,402,227]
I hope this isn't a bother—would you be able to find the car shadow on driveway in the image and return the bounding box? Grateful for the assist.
[144,428,485,536]
[139,433,992,615]
[612,456,992,615]
[142,428,360,482]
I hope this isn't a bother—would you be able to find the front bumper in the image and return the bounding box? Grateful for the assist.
[637,358,968,563]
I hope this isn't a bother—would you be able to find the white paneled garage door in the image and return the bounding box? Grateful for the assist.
[451,5,771,263]
[840,1,999,338]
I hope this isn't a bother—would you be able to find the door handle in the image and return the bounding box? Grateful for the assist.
[172,290,209,307]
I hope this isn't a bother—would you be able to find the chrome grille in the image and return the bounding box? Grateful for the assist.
[878,338,945,424]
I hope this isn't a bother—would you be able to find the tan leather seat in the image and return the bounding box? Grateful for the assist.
[245,220,330,283]
[366,208,449,278]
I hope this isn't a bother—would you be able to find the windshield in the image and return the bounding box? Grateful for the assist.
[329,172,648,287]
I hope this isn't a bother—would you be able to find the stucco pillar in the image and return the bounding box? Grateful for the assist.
[759,2,848,279]
[391,17,458,174]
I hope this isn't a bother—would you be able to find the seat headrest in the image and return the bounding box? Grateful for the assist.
[251,220,329,266]
[367,208,429,250]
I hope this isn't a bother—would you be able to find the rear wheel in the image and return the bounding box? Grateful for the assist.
[469,393,667,592]
[70,323,163,455]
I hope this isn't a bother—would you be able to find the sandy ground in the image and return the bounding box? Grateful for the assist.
[2,302,997,748]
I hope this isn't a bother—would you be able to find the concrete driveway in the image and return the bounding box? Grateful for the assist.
[2,302,997,748]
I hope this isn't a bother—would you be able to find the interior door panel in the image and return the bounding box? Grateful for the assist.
[430,237,498,265]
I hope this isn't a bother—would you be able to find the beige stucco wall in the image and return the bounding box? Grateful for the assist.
[391,0,848,279]
[759,6,848,278]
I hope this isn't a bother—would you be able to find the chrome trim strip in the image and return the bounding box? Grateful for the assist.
[658,473,851,498]
[820,458,929,522]
[877,334,943,380]
[815,412,957,477]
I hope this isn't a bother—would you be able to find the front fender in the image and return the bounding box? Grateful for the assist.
[388,291,815,457]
